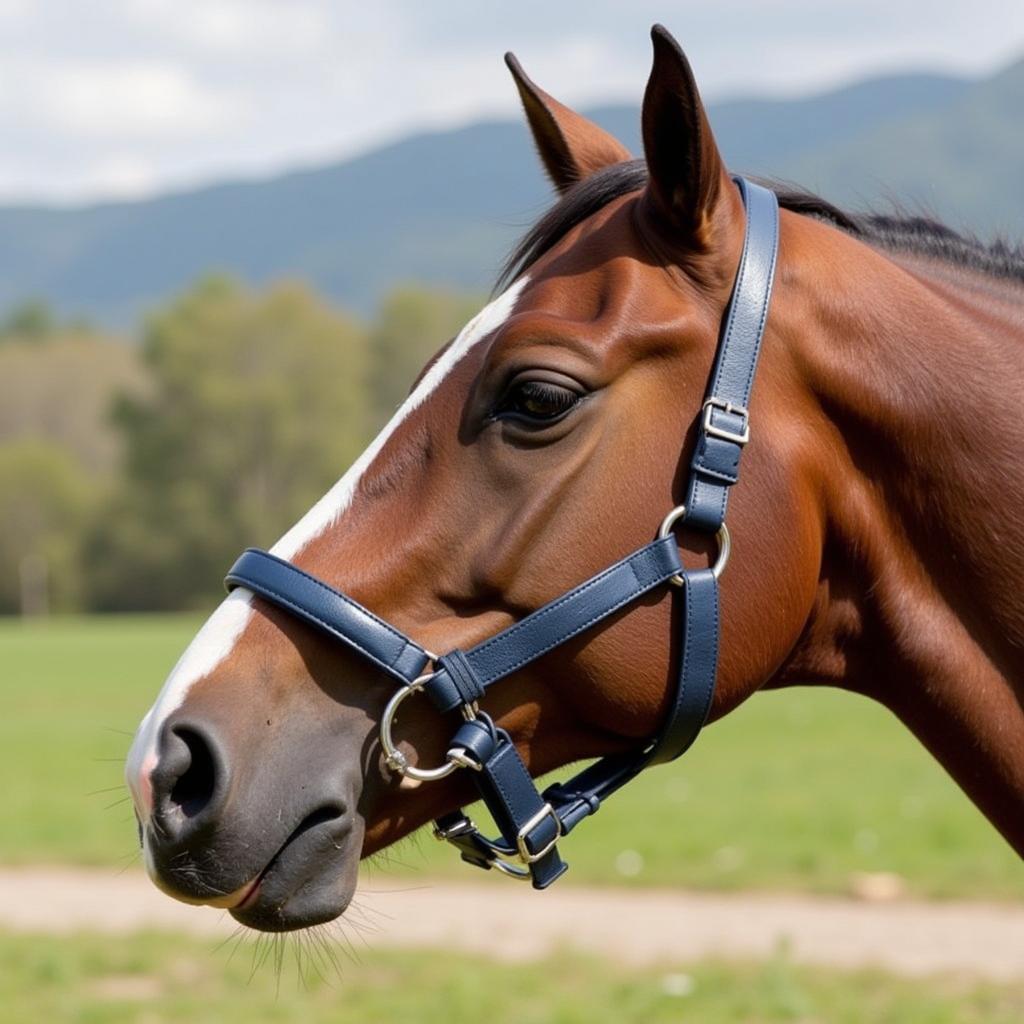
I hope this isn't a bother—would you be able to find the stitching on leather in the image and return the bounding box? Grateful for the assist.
[236,551,422,666]
[711,178,756,398]
[689,182,777,529]
[441,651,485,703]
[691,575,718,740]
[687,478,726,528]
[676,572,695,755]
[742,190,778,400]
[693,437,740,478]
[697,465,739,484]
[470,546,651,657]
[685,185,772,526]
[664,572,717,761]
[235,576,401,677]
[488,746,554,859]
[489,745,522,838]
[467,543,675,680]
[693,575,720,739]
[474,566,643,676]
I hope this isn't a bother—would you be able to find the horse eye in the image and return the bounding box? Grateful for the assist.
[495,380,581,424]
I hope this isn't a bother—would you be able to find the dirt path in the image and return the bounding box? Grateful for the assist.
[4,867,1023,981]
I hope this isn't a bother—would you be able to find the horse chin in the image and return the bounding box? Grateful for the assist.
[227,812,364,933]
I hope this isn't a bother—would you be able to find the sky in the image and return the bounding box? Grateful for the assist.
[3,0,1022,205]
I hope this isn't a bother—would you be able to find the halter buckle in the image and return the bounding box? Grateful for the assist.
[515,803,562,864]
[432,815,532,880]
[702,397,750,446]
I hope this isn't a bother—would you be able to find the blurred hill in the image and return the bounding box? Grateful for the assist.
[0,58,1020,328]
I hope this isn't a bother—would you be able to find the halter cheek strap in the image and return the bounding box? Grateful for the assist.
[685,177,780,531]
[225,176,779,888]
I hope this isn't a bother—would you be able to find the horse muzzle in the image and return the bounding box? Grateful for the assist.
[140,712,364,932]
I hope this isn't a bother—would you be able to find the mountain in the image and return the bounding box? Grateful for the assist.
[0,59,1020,328]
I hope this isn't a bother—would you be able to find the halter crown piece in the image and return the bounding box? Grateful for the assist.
[226,177,779,887]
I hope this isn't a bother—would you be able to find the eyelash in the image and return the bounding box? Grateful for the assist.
[492,379,583,424]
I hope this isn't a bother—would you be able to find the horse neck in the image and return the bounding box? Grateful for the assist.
[773,214,1024,852]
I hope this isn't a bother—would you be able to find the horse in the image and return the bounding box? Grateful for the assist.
[125,25,1024,931]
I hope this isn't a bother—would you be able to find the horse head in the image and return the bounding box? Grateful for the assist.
[125,26,826,931]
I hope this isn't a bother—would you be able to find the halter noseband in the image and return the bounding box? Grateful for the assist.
[225,176,779,888]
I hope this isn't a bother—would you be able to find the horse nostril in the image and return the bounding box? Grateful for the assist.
[169,726,219,818]
[151,722,226,831]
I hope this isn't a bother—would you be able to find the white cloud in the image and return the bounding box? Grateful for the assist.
[81,154,160,198]
[126,0,337,60]
[34,60,245,140]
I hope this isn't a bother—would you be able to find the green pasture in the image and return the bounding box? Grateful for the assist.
[1,614,1021,899]
[4,929,1023,1024]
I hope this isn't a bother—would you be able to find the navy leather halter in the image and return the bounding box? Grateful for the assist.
[226,176,779,888]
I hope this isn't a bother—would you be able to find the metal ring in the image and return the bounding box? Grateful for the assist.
[658,504,731,584]
[489,858,531,881]
[380,675,464,782]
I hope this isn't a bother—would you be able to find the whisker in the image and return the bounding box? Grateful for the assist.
[310,925,344,983]
[212,924,246,957]
[273,934,284,999]
[348,896,391,927]
[359,883,434,894]
[292,934,311,992]
[331,917,367,963]
[248,933,272,984]
[257,934,276,977]
[315,929,341,987]
[224,927,250,967]
[309,927,341,985]
[348,901,387,933]
[115,851,141,876]
[366,849,421,872]
[86,785,128,796]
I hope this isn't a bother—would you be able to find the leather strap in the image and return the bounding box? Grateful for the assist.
[539,569,718,834]
[684,178,779,531]
[475,731,567,887]
[440,716,567,888]
[423,536,682,713]
[435,650,486,707]
[225,548,430,685]
[646,569,718,765]
[428,570,717,869]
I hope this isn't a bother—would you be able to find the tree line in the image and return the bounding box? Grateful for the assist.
[0,277,480,614]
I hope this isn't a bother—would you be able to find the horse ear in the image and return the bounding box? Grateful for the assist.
[505,52,631,194]
[641,25,731,245]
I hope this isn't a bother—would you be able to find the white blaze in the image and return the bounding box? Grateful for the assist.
[125,278,529,820]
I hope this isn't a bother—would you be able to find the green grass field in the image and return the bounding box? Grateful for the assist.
[3,930,1023,1024]
[2,614,1021,899]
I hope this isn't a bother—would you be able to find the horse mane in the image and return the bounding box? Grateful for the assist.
[497,159,1024,290]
